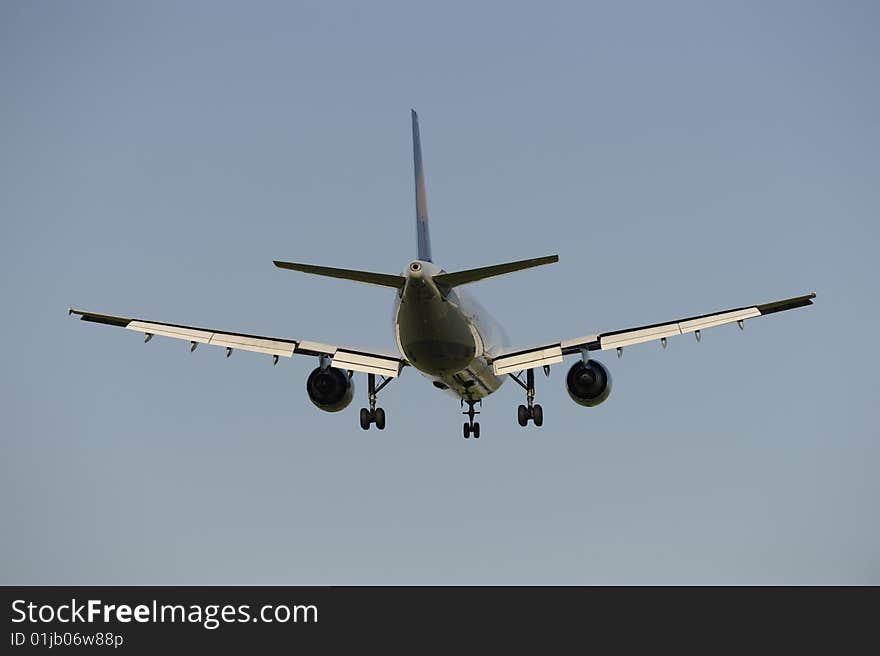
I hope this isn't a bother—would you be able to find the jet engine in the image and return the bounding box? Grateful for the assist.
[565,359,612,407]
[306,366,354,412]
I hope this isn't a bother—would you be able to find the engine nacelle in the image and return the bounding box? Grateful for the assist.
[306,366,354,412]
[566,359,612,407]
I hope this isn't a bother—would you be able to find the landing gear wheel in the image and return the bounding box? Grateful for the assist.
[512,369,545,428]
[517,404,529,427]
[360,372,393,431]
[374,407,386,430]
[461,399,481,438]
[532,404,543,427]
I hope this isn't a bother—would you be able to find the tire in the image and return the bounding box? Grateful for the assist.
[533,404,544,427]
[517,404,529,427]
[359,408,371,430]
[375,407,386,430]
[472,422,480,439]
[463,422,471,439]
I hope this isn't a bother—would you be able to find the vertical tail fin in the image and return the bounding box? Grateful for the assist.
[412,109,433,262]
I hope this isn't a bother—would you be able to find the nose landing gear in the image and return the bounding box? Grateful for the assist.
[509,368,544,427]
[462,399,481,439]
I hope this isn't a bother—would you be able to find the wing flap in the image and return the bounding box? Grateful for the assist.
[332,350,403,377]
[599,322,681,350]
[677,307,760,334]
[492,345,563,375]
[127,321,214,345]
[295,340,339,357]
[208,333,296,357]
[560,334,599,351]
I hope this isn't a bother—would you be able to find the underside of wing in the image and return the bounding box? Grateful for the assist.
[69,308,406,377]
[489,292,816,374]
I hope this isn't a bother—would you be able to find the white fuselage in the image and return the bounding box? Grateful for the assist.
[392,260,509,401]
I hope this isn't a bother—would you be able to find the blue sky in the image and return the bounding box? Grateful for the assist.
[1,0,878,583]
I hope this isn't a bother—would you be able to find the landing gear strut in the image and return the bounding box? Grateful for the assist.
[509,368,544,427]
[462,399,481,439]
[360,373,391,430]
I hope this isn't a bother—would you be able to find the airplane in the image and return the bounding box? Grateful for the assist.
[69,110,816,439]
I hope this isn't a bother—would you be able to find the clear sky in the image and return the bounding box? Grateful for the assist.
[1,0,878,584]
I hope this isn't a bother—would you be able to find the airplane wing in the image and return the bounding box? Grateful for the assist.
[489,292,816,375]
[68,308,407,377]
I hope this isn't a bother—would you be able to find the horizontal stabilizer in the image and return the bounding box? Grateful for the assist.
[432,255,559,288]
[274,260,406,289]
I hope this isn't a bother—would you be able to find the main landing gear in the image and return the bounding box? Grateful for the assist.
[509,368,544,427]
[462,399,481,439]
[360,373,391,430]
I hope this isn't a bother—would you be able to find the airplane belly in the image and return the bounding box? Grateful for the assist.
[436,356,505,400]
[394,295,506,400]
[396,296,476,376]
